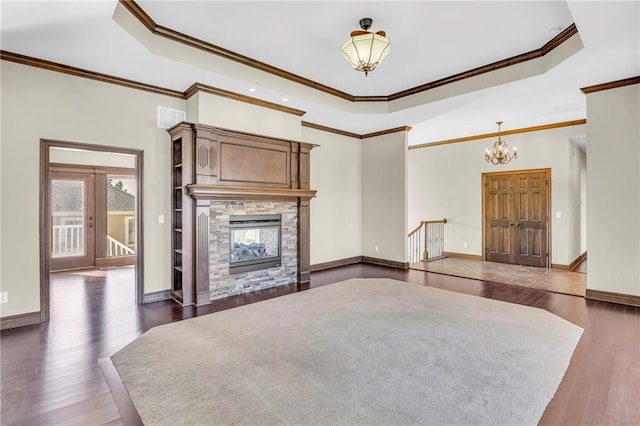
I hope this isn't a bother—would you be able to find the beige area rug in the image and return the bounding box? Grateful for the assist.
[111,278,582,425]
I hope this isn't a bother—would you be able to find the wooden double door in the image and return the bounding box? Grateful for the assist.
[483,169,550,268]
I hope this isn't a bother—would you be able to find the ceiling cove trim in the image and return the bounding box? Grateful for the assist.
[580,76,640,94]
[301,121,362,139]
[120,0,578,103]
[119,0,353,102]
[302,122,412,139]
[0,51,308,117]
[186,83,306,116]
[362,126,413,139]
[388,24,578,100]
[0,50,185,99]
[409,119,587,150]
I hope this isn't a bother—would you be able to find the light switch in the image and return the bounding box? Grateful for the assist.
[555,211,562,219]
[158,214,165,224]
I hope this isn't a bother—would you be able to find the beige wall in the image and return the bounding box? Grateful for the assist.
[190,92,302,141]
[1,61,184,316]
[408,124,586,265]
[568,141,587,261]
[0,60,367,319]
[586,83,640,296]
[362,132,409,263]
[303,127,362,265]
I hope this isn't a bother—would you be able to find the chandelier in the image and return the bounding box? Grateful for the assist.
[341,18,390,76]
[485,121,518,165]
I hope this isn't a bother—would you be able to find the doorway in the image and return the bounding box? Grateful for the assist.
[482,168,551,268]
[40,140,144,322]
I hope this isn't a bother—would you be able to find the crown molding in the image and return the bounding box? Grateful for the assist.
[302,122,412,140]
[580,76,640,94]
[120,1,579,103]
[362,126,413,139]
[186,83,306,116]
[1,50,307,116]
[301,121,362,139]
[0,50,185,99]
[388,24,578,101]
[409,119,587,150]
[118,0,353,102]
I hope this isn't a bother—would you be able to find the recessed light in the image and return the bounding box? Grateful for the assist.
[282,98,288,102]
[248,88,256,92]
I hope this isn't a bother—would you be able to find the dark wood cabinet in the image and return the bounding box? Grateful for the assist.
[168,123,316,306]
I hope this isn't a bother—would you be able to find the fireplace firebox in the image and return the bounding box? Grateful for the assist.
[229,214,282,274]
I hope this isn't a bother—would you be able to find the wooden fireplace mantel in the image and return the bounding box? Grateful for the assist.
[168,122,316,307]
[187,184,316,201]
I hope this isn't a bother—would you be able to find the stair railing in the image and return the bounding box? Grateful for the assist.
[408,218,447,264]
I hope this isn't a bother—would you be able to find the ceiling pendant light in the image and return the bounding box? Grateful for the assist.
[485,121,518,165]
[341,17,390,76]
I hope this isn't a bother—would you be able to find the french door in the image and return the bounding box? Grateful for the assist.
[483,169,550,267]
[50,171,96,271]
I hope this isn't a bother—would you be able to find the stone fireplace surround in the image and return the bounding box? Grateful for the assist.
[209,200,297,300]
[169,122,316,306]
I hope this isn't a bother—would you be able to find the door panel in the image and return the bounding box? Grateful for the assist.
[485,177,513,263]
[484,170,549,267]
[50,171,95,271]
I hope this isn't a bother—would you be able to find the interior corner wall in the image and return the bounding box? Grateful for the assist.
[568,141,587,261]
[361,132,408,263]
[303,128,362,265]
[194,92,302,141]
[408,124,586,265]
[0,61,184,317]
[586,83,640,296]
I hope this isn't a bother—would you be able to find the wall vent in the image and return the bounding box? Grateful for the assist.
[157,107,186,129]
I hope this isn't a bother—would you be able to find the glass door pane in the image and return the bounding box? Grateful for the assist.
[52,179,86,258]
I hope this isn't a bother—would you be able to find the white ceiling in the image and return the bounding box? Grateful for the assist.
[1,1,639,146]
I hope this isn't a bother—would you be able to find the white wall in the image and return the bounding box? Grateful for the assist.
[362,132,409,263]
[586,83,640,296]
[408,124,586,265]
[1,61,184,317]
[303,128,362,265]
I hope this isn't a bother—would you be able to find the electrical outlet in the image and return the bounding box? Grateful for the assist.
[0,292,8,304]
[463,242,468,249]
[374,245,379,252]
[158,214,165,224]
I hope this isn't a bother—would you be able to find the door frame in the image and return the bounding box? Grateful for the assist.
[481,168,552,268]
[40,139,144,322]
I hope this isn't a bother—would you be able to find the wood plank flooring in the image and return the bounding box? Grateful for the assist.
[1,264,638,425]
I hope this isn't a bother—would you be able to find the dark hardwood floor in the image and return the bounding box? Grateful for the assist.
[1,264,638,425]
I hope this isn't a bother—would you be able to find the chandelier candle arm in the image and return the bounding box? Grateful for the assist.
[485,121,518,165]
[342,17,391,76]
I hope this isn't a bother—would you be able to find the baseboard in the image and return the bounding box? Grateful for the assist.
[142,290,172,303]
[586,289,640,308]
[569,251,587,272]
[361,256,409,270]
[443,252,482,261]
[310,256,363,272]
[0,311,41,330]
[552,264,570,270]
